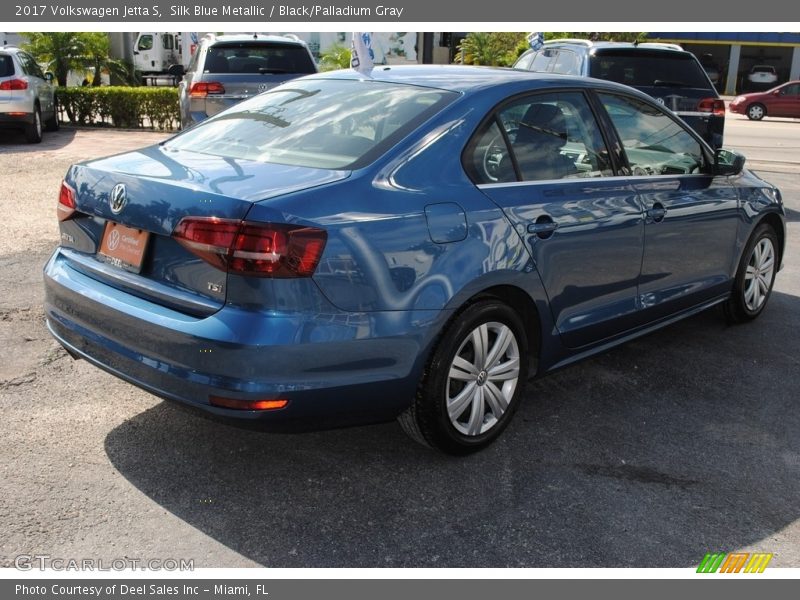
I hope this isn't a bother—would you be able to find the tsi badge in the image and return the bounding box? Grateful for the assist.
[109,183,128,214]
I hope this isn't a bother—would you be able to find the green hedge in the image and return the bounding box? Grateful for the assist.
[57,86,180,131]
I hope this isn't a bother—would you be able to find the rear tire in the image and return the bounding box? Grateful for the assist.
[746,103,766,121]
[25,105,43,143]
[725,223,778,323]
[398,299,529,454]
[45,102,59,132]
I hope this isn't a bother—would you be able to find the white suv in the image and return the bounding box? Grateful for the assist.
[0,46,58,143]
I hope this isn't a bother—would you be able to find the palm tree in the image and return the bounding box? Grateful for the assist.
[22,32,89,86]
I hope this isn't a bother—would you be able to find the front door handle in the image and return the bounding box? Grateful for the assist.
[647,203,667,223]
[527,218,559,239]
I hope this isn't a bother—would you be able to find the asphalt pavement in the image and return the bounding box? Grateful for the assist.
[0,120,798,568]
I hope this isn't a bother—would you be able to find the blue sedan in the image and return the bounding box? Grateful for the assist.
[44,66,785,454]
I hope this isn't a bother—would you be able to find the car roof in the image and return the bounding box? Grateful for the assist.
[207,34,307,46]
[307,64,658,97]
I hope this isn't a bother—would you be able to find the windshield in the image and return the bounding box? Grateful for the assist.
[590,51,712,89]
[165,79,457,169]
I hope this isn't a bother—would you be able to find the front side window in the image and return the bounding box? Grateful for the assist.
[598,93,706,176]
[137,35,154,51]
[780,83,800,96]
[466,91,613,184]
[165,79,456,169]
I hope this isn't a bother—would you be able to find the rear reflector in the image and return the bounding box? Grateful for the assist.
[698,98,726,117]
[57,181,77,222]
[173,217,327,278]
[0,79,28,90]
[189,82,225,97]
[209,396,289,411]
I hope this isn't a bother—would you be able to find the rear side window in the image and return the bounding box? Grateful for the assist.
[204,43,316,74]
[165,79,456,169]
[590,51,712,90]
[0,54,14,77]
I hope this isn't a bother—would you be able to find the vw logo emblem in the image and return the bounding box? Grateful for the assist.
[258,83,269,93]
[107,228,121,251]
[109,183,127,215]
[656,97,665,105]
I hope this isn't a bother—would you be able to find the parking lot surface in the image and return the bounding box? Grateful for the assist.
[1,122,799,568]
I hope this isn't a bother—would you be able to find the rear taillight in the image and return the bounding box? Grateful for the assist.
[57,181,76,222]
[173,217,327,278]
[189,82,225,97]
[0,78,28,91]
[698,98,726,117]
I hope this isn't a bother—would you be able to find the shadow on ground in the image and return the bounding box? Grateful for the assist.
[0,127,76,152]
[105,292,800,567]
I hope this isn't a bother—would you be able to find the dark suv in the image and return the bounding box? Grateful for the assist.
[177,34,317,129]
[514,40,725,148]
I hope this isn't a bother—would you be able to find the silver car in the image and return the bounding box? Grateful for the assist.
[176,34,317,129]
[0,45,58,143]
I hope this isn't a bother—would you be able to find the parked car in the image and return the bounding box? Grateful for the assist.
[746,65,779,91]
[177,33,317,128]
[0,45,58,143]
[45,66,785,454]
[730,81,800,120]
[513,40,726,148]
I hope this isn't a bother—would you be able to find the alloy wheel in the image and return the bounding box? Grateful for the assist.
[446,321,520,436]
[744,237,775,312]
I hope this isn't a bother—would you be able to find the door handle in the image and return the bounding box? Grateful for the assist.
[527,217,559,239]
[647,203,667,223]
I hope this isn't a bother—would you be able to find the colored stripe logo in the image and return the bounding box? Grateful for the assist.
[697,552,773,573]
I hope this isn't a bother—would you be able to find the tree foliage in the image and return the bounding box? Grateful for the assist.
[318,43,352,71]
[455,32,528,67]
[22,32,135,86]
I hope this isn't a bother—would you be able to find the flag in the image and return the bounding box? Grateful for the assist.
[527,32,544,51]
[351,32,375,74]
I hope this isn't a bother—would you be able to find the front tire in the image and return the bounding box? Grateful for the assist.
[399,300,529,454]
[746,103,766,121]
[725,223,778,323]
[25,105,43,143]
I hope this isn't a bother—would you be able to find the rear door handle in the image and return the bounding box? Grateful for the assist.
[527,218,559,239]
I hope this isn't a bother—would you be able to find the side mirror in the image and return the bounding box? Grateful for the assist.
[773,89,782,95]
[43,72,54,83]
[714,149,746,176]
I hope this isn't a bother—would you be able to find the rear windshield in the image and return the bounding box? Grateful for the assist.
[165,79,457,169]
[0,54,14,78]
[590,51,712,89]
[204,42,316,74]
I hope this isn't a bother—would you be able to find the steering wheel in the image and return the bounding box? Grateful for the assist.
[482,128,517,183]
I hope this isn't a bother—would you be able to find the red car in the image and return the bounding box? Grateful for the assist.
[729,81,800,120]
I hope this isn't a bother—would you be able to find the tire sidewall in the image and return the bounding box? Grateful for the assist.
[423,300,529,453]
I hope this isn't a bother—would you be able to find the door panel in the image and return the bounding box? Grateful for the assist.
[469,90,645,348]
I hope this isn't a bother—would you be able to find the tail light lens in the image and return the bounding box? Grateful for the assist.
[189,82,225,97]
[0,79,28,90]
[698,98,726,117]
[57,181,77,222]
[173,217,327,278]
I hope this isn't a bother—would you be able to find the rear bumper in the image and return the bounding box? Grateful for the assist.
[0,111,34,127]
[44,249,442,430]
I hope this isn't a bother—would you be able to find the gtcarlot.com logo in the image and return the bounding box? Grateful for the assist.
[697,552,773,573]
[13,554,194,571]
